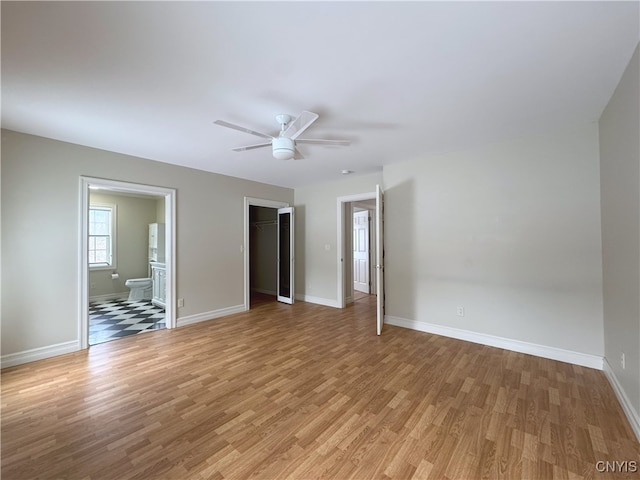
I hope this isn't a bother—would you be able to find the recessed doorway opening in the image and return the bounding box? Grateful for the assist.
[243,197,294,310]
[337,185,385,335]
[79,177,176,349]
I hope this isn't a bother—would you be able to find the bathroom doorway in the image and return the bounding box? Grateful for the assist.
[79,177,176,349]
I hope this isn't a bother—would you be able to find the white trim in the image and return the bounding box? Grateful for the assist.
[1,341,79,369]
[294,293,340,308]
[244,197,290,311]
[385,315,603,370]
[79,179,90,348]
[346,295,354,304]
[603,358,640,442]
[177,305,245,327]
[89,292,129,303]
[80,177,177,351]
[336,192,377,309]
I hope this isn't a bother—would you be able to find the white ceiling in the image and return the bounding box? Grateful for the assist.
[2,1,639,188]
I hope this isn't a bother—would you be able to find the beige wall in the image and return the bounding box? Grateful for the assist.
[384,122,604,355]
[156,197,165,223]
[294,172,383,303]
[599,44,640,418]
[1,130,293,355]
[88,192,159,297]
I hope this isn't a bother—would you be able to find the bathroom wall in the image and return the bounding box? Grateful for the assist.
[88,191,159,299]
[156,197,165,223]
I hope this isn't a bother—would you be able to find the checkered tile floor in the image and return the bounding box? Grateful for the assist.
[89,299,165,345]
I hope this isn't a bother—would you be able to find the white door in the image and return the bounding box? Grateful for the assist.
[277,207,295,304]
[375,185,384,335]
[353,210,370,293]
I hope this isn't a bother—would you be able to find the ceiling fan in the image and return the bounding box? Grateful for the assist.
[214,111,349,160]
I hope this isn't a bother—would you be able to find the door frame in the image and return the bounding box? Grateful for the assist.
[244,197,290,310]
[78,176,177,350]
[336,191,378,308]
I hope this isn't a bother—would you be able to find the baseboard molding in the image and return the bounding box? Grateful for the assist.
[1,340,80,369]
[346,296,354,304]
[385,316,603,370]
[294,294,340,308]
[603,358,640,442]
[177,304,245,328]
[89,292,129,303]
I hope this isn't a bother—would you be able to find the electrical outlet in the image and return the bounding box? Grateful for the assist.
[456,306,464,317]
[178,298,184,308]
[621,352,626,370]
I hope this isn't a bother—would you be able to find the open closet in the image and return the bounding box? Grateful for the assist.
[249,206,278,306]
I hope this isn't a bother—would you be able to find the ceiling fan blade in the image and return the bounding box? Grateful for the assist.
[283,111,319,140]
[231,142,272,152]
[295,138,350,146]
[293,148,305,160]
[214,120,273,139]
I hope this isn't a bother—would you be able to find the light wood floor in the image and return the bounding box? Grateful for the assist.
[2,297,638,479]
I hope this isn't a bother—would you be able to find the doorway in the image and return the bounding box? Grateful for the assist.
[243,197,294,310]
[352,199,376,297]
[337,186,385,334]
[79,177,176,350]
[249,206,278,306]
[87,190,167,345]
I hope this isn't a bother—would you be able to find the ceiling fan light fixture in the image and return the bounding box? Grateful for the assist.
[272,137,295,160]
[214,111,350,160]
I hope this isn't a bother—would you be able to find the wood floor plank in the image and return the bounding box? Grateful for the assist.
[2,295,639,479]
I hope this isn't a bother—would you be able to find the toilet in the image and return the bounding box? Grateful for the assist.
[125,278,153,301]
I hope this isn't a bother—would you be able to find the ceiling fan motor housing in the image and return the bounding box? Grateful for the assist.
[272,137,295,160]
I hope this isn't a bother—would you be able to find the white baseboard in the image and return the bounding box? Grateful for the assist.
[1,340,79,369]
[385,316,603,370]
[177,304,245,327]
[295,294,340,308]
[89,292,129,303]
[346,296,354,304]
[603,358,640,442]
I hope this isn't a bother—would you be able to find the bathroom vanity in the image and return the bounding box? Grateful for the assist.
[150,262,166,308]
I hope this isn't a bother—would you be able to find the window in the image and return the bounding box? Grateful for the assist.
[89,205,116,268]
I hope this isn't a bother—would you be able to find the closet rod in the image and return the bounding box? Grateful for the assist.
[250,220,277,227]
